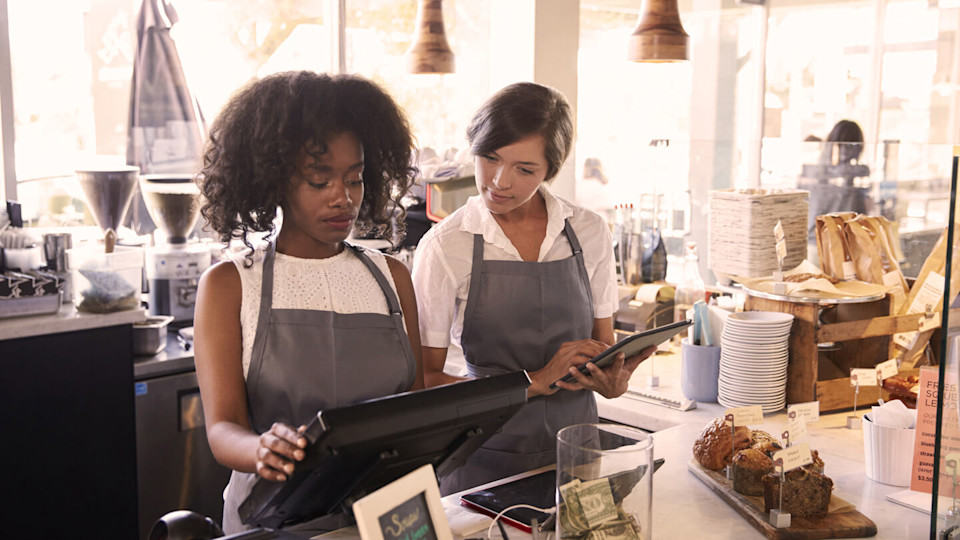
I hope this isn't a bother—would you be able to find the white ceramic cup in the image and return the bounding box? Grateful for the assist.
[681,338,721,402]
[862,413,915,487]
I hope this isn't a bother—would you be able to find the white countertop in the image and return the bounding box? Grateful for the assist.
[324,417,930,540]
[324,343,935,539]
[0,303,146,340]
[592,344,932,539]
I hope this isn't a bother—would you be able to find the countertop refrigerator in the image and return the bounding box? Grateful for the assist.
[134,333,231,539]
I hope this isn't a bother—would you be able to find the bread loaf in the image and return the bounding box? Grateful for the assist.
[693,418,751,470]
[762,468,833,518]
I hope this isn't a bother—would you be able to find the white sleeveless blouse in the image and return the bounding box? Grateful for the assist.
[230,243,400,378]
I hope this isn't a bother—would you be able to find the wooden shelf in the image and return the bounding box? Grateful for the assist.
[743,293,943,412]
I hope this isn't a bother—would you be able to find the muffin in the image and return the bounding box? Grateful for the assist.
[693,418,752,471]
[805,449,825,474]
[732,448,774,496]
[749,430,783,457]
[762,468,833,518]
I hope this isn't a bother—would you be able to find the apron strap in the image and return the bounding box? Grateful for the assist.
[562,219,594,310]
[462,234,486,340]
[344,243,403,316]
[246,239,278,429]
[345,243,418,388]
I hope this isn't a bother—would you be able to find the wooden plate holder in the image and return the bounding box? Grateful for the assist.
[743,293,942,412]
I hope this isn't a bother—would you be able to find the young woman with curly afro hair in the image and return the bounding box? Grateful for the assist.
[192,71,424,535]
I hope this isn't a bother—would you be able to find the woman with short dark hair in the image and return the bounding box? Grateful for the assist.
[412,82,654,493]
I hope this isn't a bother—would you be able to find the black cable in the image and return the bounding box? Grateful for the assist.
[496,518,510,540]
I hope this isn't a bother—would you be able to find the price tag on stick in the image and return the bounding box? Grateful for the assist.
[876,358,899,381]
[725,413,736,480]
[785,412,807,443]
[768,457,792,528]
[724,405,764,427]
[772,442,813,472]
[850,368,878,387]
[787,401,820,423]
[847,372,866,429]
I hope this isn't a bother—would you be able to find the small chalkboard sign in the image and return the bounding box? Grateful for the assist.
[378,492,437,540]
[353,464,452,540]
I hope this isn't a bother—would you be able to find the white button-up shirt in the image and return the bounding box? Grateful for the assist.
[412,184,618,349]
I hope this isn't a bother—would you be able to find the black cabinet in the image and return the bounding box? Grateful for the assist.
[0,324,138,539]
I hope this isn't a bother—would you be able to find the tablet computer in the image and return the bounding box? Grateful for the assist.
[459,459,666,533]
[460,469,556,534]
[550,319,692,389]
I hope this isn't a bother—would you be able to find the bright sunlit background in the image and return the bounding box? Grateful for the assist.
[3,0,960,270]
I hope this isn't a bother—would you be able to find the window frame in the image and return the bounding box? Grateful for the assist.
[0,0,16,202]
[0,0,349,204]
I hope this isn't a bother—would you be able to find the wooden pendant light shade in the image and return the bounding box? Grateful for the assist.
[405,0,455,74]
[627,0,689,62]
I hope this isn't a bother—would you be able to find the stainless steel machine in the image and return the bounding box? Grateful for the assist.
[135,336,231,539]
[140,174,210,322]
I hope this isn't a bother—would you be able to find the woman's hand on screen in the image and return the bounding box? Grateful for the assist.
[528,339,608,396]
[255,422,307,482]
[558,344,656,399]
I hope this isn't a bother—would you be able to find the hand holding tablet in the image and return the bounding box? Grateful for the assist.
[549,319,692,389]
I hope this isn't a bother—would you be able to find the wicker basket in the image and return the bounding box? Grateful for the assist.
[708,189,808,278]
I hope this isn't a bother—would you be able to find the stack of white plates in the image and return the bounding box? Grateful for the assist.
[717,311,794,413]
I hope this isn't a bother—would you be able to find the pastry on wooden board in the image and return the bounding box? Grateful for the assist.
[749,429,782,456]
[732,448,774,496]
[762,468,834,518]
[693,418,751,470]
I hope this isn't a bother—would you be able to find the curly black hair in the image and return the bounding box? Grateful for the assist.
[199,71,417,264]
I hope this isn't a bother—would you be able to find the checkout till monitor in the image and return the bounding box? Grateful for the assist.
[239,371,531,529]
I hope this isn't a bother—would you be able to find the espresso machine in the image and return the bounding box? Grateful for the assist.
[140,174,210,322]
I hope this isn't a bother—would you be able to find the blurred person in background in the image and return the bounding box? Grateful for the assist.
[803,119,875,243]
[576,156,614,219]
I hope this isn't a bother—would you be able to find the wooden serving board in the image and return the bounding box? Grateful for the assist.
[688,460,877,539]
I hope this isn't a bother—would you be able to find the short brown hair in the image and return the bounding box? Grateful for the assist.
[466,82,573,182]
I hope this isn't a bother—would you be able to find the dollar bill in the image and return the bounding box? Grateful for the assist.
[586,520,641,540]
[578,478,619,527]
[560,479,591,535]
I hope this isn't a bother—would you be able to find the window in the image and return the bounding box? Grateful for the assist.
[345,0,492,151]
[5,0,491,227]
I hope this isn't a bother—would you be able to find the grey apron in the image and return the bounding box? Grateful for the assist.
[222,241,417,534]
[440,219,597,494]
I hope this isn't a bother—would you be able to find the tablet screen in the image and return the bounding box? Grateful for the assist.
[459,470,555,533]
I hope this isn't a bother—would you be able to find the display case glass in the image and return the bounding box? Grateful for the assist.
[933,147,960,539]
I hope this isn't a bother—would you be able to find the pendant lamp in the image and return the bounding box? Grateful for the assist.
[405,0,455,74]
[627,0,689,62]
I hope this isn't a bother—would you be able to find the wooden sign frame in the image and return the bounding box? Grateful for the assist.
[352,464,453,540]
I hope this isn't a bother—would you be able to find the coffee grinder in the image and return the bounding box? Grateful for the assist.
[140,174,210,322]
[76,166,140,242]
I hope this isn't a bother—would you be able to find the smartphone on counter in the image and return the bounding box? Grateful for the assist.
[550,319,692,389]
